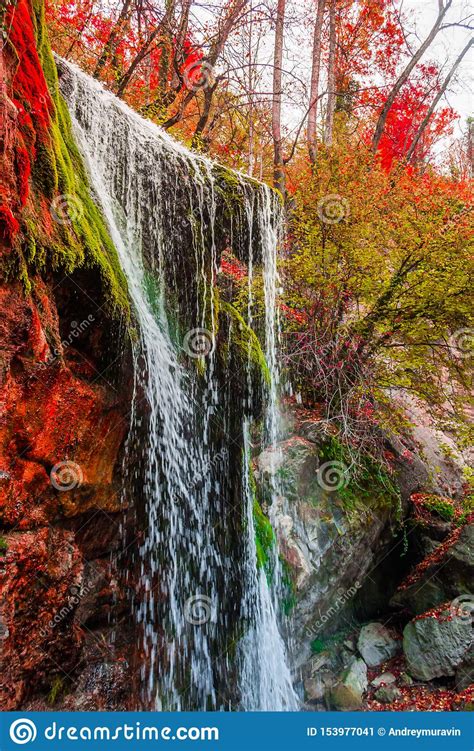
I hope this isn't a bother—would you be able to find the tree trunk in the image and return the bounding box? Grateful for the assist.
[161,0,249,130]
[307,0,326,164]
[272,0,286,196]
[93,0,133,79]
[324,0,336,146]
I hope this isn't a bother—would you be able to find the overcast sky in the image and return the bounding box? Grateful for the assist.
[403,0,473,132]
[232,0,473,153]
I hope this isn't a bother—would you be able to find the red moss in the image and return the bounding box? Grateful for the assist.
[0,204,20,243]
[15,146,33,207]
[6,0,53,139]
[1,0,55,237]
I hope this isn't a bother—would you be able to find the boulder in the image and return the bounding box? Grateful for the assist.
[375,685,402,704]
[371,672,396,688]
[403,603,473,680]
[357,623,401,667]
[329,658,368,710]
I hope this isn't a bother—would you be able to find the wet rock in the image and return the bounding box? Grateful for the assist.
[398,672,414,687]
[329,658,368,710]
[357,622,401,667]
[403,603,473,680]
[304,671,336,704]
[0,277,132,708]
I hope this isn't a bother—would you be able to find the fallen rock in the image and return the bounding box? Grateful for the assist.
[375,685,402,704]
[329,658,368,710]
[403,602,473,680]
[357,622,401,667]
[371,672,396,688]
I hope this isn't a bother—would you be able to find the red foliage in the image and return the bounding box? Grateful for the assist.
[219,250,248,281]
[361,64,457,170]
[15,146,32,207]
[365,654,474,712]
[45,0,203,111]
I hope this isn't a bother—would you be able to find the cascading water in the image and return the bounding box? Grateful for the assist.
[58,58,298,711]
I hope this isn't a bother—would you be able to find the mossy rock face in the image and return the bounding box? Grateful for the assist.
[214,300,270,422]
[220,301,270,385]
[7,0,129,315]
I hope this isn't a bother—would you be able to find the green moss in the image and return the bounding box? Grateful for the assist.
[310,630,349,654]
[47,675,65,706]
[16,1,129,315]
[310,637,326,654]
[318,435,400,512]
[245,455,275,574]
[0,537,8,554]
[281,558,297,615]
[422,495,456,521]
[220,301,270,386]
[254,498,275,571]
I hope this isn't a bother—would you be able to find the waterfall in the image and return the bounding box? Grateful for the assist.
[58,58,297,711]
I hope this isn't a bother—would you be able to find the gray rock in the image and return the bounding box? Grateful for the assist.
[398,672,414,687]
[329,658,368,710]
[256,437,391,671]
[375,685,402,704]
[357,623,401,667]
[391,525,474,616]
[403,603,473,680]
[304,671,337,703]
[455,647,474,691]
[371,672,396,688]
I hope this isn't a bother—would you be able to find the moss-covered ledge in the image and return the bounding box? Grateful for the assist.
[2,0,129,315]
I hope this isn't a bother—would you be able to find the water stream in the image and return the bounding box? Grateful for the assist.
[59,58,298,711]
